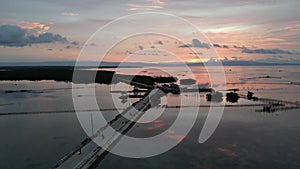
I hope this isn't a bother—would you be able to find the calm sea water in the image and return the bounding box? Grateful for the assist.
[0,66,300,169]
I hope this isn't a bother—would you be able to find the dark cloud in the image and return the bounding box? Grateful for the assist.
[125,50,133,55]
[71,41,79,45]
[154,40,163,45]
[242,48,293,54]
[189,52,203,55]
[272,55,284,58]
[213,43,221,48]
[233,45,246,49]
[0,25,68,47]
[256,57,300,64]
[231,56,238,60]
[179,44,192,48]
[223,45,229,48]
[213,43,230,48]
[138,45,144,50]
[28,33,67,44]
[179,39,210,49]
[192,39,210,49]
[88,43,97,47]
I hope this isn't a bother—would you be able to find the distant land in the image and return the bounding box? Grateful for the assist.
[0,60,300,67]
[0,67,176,86]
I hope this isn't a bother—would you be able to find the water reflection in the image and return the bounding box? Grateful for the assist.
[0,66,300,168]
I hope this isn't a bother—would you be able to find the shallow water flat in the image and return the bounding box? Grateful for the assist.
[0,66,299,169]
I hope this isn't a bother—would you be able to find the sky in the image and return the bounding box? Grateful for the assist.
[0,0,299,63]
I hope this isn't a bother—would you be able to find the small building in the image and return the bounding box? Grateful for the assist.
[226,92,239,103]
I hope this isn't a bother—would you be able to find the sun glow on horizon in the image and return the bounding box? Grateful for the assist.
[188,58,202,63]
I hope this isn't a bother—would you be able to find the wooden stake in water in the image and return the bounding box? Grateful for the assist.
[91,113,94,136]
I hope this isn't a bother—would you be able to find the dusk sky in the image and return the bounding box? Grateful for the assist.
[0,0,299,63]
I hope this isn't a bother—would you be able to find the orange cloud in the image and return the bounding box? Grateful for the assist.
[165,130,185,142]
[217,147,237,157]
[7,21,49,32]
[153,119,163,123]
[147,123,165,130]
[147,119,165,130]
[128,3,163,11]
[18,22,49,30]
[0,21,51,33]
[284,24,300,31]
[62,12,79,17]
[147,0,165,5]
[166,135,184,142]
[228,143,237,148]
